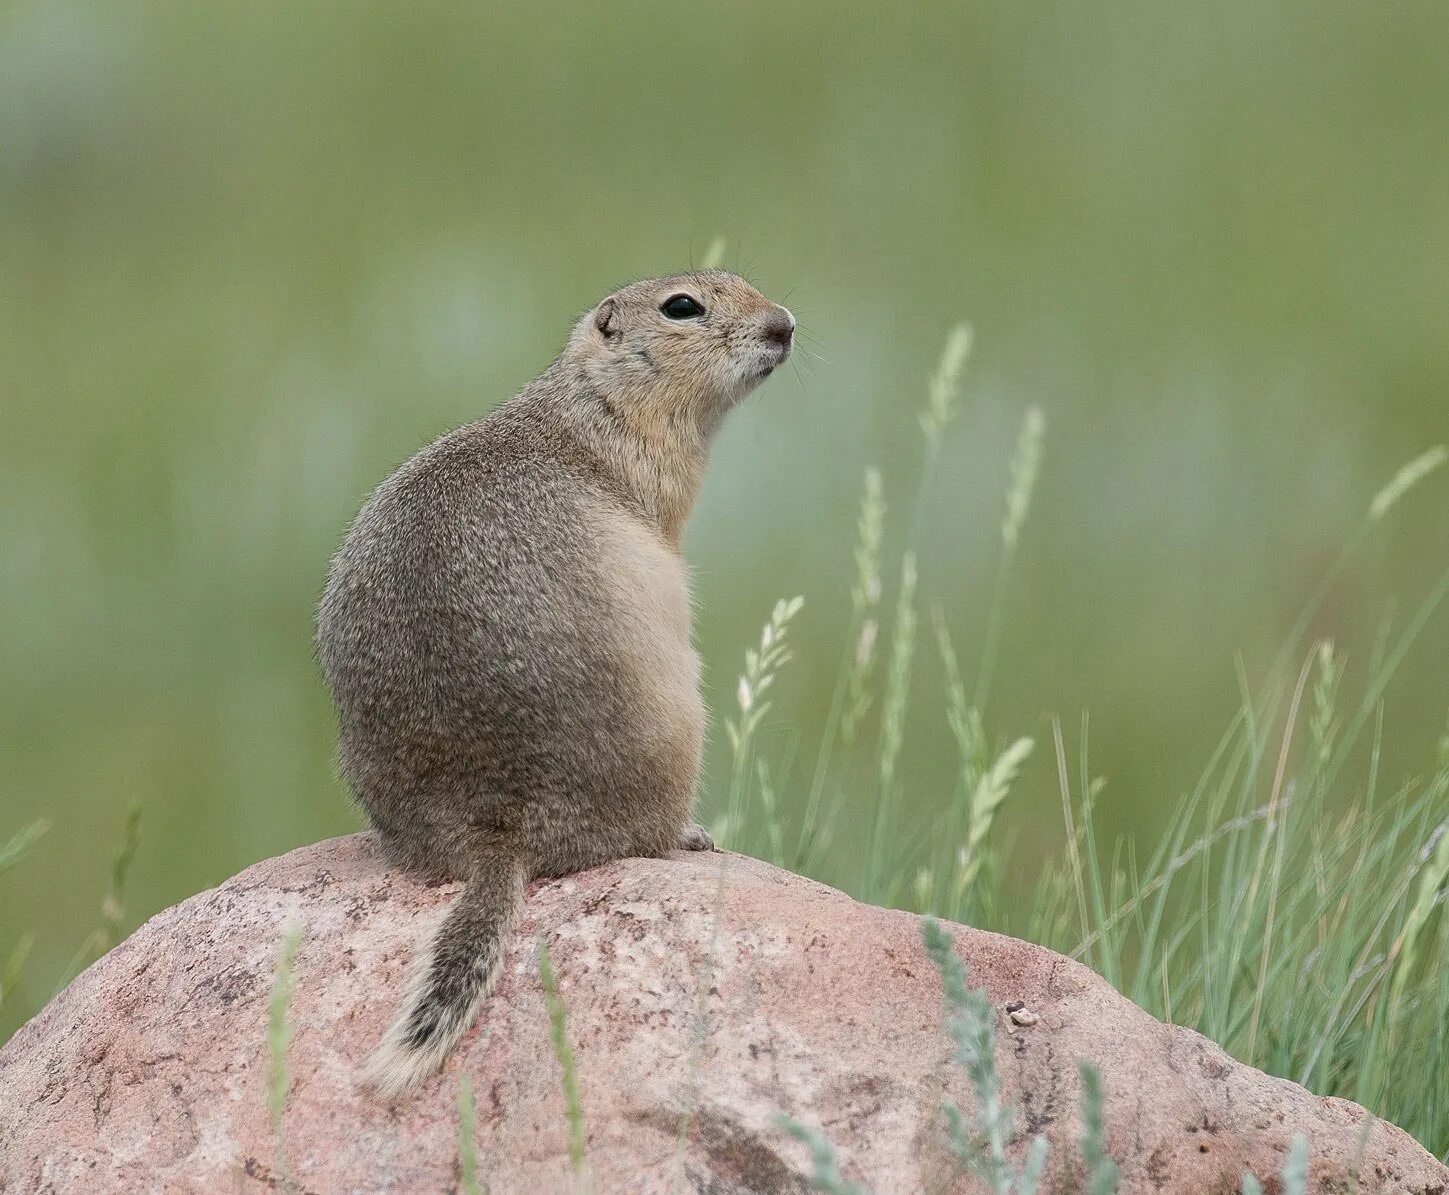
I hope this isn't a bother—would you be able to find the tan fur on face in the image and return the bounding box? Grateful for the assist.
[562,270,794,546]
[570,269,792,420]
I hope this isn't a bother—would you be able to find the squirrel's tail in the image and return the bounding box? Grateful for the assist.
[364,856,526,1098]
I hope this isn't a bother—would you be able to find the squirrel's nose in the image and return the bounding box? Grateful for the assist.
[762,307,795,349]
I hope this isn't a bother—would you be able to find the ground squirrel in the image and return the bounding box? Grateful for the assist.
[316,270,794,1096]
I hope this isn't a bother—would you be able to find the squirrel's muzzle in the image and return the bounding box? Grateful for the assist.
[761,306,796,351]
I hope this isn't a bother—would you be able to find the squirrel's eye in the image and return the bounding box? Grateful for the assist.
[660,294,705,320]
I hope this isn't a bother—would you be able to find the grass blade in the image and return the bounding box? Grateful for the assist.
[538,938,588,1187]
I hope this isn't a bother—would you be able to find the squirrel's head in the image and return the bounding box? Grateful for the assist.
[566,270,794,431]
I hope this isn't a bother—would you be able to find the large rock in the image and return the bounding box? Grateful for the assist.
[1,835,1443,1194]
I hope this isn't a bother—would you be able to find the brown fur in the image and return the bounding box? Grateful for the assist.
[315,270,793,1095]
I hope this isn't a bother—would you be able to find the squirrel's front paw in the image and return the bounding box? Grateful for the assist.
[677,823,716,852]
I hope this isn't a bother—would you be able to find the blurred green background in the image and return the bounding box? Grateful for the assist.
[2,0,1446,1037]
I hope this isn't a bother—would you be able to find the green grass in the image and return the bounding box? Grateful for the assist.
[267,921,303,1193]
[0,808,144,1012]
[1077,1060,1117,1195]
[457,1077,485,1195]
[537,937,589,1190]
[921,916,1048,1193]
[774,1117,868,1195]
[718,327,1449,1161]
[0,820,49,1016]
[54,805,143,993]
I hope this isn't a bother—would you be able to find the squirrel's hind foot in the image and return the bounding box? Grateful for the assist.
[676,823,716,852]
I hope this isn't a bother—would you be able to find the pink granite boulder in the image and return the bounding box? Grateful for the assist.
[1,834,1444,1193]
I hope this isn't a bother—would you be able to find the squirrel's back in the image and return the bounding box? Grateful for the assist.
[316,270,795,1096]
[319,379,700,879]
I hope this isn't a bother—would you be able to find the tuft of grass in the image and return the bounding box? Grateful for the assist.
[721,596,805,849]
[675,846,734,1189]
[1387,793,1449,1028]
[922,917,1048,1194]
[798,469,884,870]
[1281,1134,1309,1195]
[1308,640,1341,787]
[537,937,589,1188]
[268,920,303,1193]
[1368,445,1446,522]
[840,467,886,748]
[866,553,917,903]
[960,737,1036,898]
[973,405,1046,714]
[0,820,49,1015]
[0,933,36,1016]
[56,805,143,990]
[755,758,787,870]
[101,806,144,944]
[911,322,975,550]
[917,323,974,458]
[1000,406,1046,554]
[1017,1139,1050,1195]
[0,820,50,877]
[458,1076,485,1195]
[1347,1115,1375,1193]
[1015,579,1449,1155]
[776,1117,867,1195]
[1077,1061,1117,1195]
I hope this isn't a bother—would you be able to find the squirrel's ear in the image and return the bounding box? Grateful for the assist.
[594,298,619,340]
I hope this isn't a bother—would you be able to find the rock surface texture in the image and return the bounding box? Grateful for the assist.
[1,834,1445,1194]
